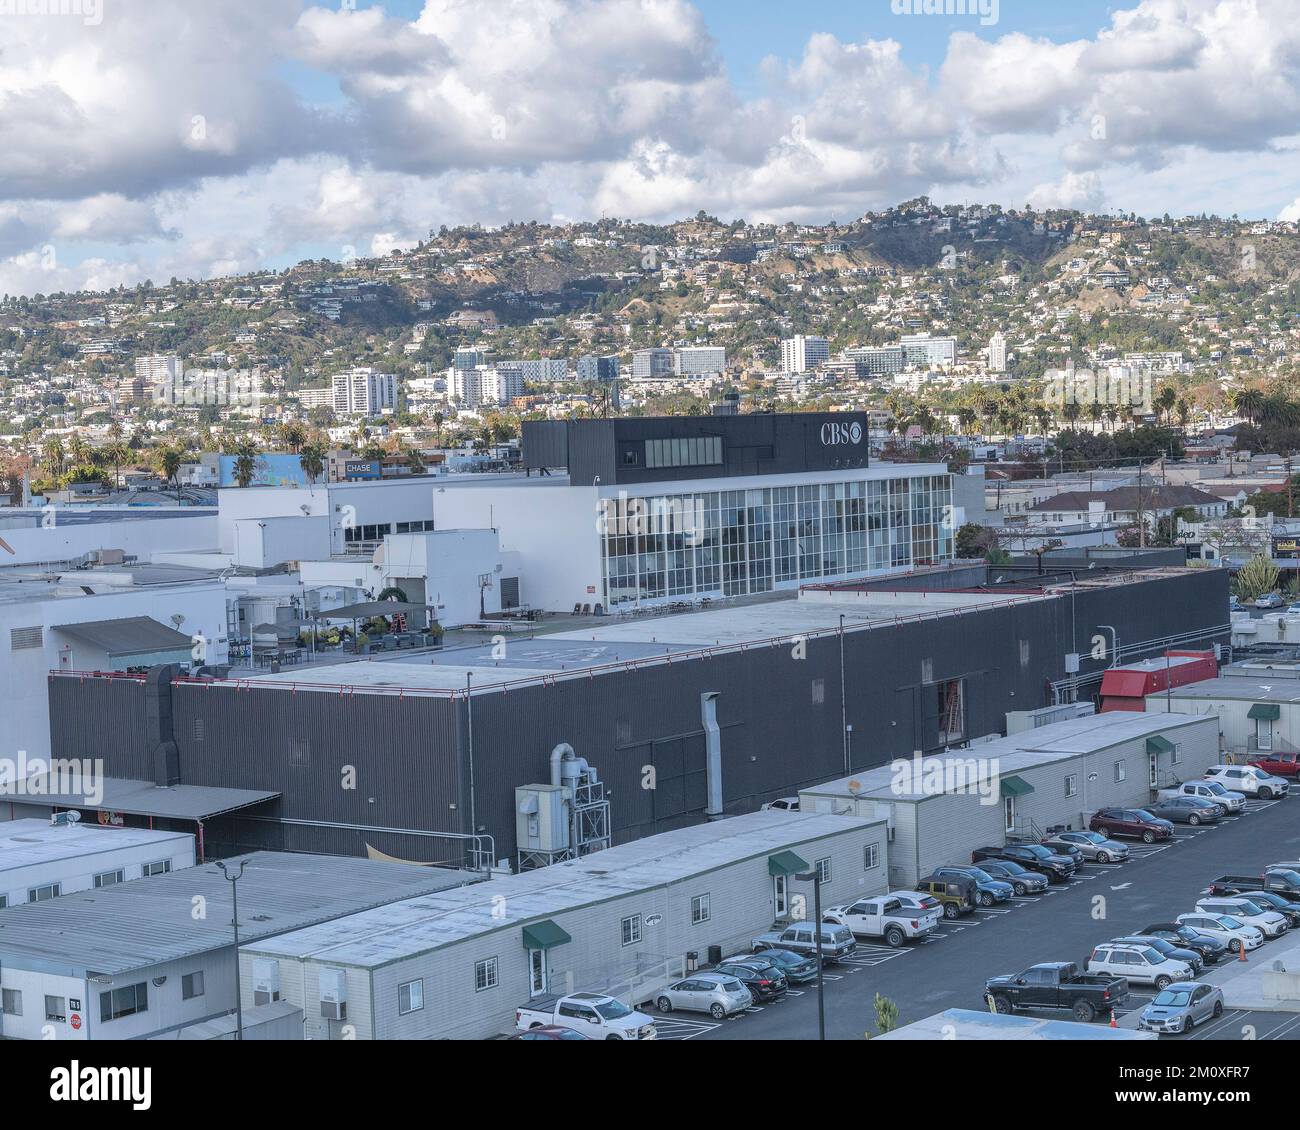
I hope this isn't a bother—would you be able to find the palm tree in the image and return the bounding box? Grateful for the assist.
[1230,387,1266,426]
[1155,385,1178,425]
[155,447,182,499]
[232,440,258,488]
[104,441,130,489]
[278,421,307,454]
[299,443,326,485]
[41,436,64,478]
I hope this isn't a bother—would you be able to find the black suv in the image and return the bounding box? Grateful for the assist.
[712,960,787,1002]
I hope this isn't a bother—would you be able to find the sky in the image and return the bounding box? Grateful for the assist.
[3,0,1300,297]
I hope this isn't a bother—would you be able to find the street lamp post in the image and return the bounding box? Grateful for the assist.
[215,860,246,1040]
[796,870,826,1040]
[839,614,849,775]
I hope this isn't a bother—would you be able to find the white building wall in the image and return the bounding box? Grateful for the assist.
[0,829,195,906]
[244,820,887,1041]
[0,512,217,566]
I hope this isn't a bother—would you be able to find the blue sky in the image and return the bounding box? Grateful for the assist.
[6,0,1300,295]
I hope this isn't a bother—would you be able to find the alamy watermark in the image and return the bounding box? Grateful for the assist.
[0,0,103,26]
[890,0,999,27]
[153,367,264,409]
[1043,367,1155,415]
[596,492,706,547]
[0,752,105,807]
[889,752,1000,805]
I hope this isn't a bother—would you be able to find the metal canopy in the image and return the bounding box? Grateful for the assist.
[1248,703,1282,721]
[52,616,193,656]
[1146,735,1176,755]
[521,919,572,950]
[314,601,434,620]
[23,775,280,821]
[767,850,809,877]
[999,775,1035,799]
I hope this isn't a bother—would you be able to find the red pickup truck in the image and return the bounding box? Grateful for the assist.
[1248,751,1300,778]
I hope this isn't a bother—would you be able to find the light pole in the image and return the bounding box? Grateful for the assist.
[795,870,826,1040]
[839,614,849,774]
[215,860,246,1040]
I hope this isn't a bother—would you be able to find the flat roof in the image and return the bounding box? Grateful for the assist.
[0,852,482,978]
[17,776,280,821]
[1162,676,1300,704]
[0,819,192,874]
[877,1007,1156,1041]
[802,711,1212,802]
[242,811,878,969]
[0,508,214,526]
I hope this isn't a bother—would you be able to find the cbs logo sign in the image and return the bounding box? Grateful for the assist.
[820,421,864,447]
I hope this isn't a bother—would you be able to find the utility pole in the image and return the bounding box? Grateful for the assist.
[215,860,247,1040]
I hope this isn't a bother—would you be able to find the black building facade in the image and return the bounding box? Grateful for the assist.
[523,412,870,486]
[47,566,1229,867]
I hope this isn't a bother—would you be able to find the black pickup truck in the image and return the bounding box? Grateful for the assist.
[1209,870,1300,902]
[985,961,1129,1023]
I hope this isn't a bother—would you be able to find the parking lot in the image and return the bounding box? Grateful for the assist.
[661,795,1300,1040]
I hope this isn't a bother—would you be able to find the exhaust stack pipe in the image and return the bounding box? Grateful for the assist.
[701,692,723,820]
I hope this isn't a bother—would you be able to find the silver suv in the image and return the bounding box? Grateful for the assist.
[752,921,857,962]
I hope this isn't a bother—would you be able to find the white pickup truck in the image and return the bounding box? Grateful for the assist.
[515,992,657,1040]
[822,893,940,947]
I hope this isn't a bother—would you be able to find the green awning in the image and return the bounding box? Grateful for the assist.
[1146,735,1176,756]
[1248,703,1281,721]
[768,850,809,877]
[999,775,1035,799]
[522,920,571,951]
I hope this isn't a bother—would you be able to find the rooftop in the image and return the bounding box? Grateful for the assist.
[1162,676,1300,704]
[802,711,1212,802]
[0,819,192,874]
[242,810,877,968]
[877,1007,1155,1041]
[0,851,482,977]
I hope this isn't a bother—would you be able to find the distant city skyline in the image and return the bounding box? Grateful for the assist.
[5,0,1300,297]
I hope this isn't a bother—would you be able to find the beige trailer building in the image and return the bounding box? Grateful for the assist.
[798,711,1221,889]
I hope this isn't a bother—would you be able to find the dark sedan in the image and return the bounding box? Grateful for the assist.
[1139,923,1229,966]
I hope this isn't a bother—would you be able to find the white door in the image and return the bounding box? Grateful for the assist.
[1004,796,1016,834]
[528,948,547,997]
[1257,719,1274,751]
[773,874,788,919]
[1149,753,1158,788]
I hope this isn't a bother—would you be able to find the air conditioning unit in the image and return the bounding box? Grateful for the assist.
[319,967,347,1022]
[251,957,280,1005]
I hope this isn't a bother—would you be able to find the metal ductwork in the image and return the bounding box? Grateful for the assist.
[145,664,181,787]
[701,692,723,820]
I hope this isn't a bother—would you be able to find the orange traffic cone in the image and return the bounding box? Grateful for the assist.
[1239,941,1248,962]
[1109,1009,1118,1028]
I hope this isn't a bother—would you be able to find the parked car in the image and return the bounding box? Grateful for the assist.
[1042,829,1129,864]
[1138,982,1225,1035]
[972,843,1076,884]
[1146,795,1224,825]
[1089,807,1175,843]
[1236,890,1300,926]
[736,947,818,984]
[760,797,800,812]
[1157,779,1246,814]
[931,865,1013,906]
[516,993,657,1040]
[915,875,979,917]
[822,894,939,945]
[1038,840,1084,867]
[1086,942,1195,991]
[655,973,752,1019]
[985,961,1128,1023]
[751,921,857,963]
[1138,923,1229,965]
[1204,764,1290,800]
[1175,912,1265,953]
[509,1025,594,1040]
[887,890,946,917]
[1249,751,1300,778]
[1256,592,1284,609]
[711,960,787,1002]
[976,858,1050,895]
[1106,934,1204,976]
[1195,896,1290,938]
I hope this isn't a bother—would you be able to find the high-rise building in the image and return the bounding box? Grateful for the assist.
[674,346,726,376]
[780,335,830,374]
[577,354,620,383]
[453,365,523,408]
[332,367,397,416]
[988,332,1007,373]
[843,345,906,376]
[504,358,570,382]
[135,353,184,403]
[900,334,957,368]
[631,348,676,379]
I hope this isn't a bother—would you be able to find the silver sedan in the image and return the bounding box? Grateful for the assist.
[655,973,752,1020]
[1137,982,1225,1035]
[1044,830,1129,863]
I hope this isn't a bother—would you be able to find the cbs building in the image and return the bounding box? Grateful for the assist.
[433,413,954,612]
